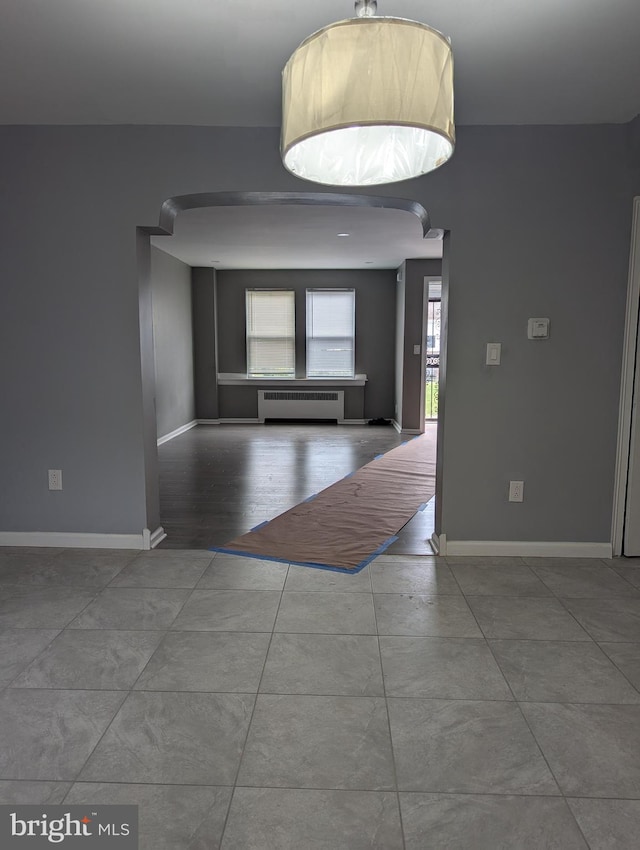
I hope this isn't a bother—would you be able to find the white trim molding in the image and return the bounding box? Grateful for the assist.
[391,419,402,433]
[612,196,640,556]
[142,526,167,550]
[430,531,444,554]
[442,540,613,558]
[218,373,367,387]
[157,420,198,446]
[0,528,166,550]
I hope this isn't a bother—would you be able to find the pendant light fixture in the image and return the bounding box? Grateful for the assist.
[281,0,455,186]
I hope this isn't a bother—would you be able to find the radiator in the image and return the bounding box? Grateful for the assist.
[258,390,344,421]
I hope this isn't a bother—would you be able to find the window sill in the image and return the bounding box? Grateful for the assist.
[217,373,367,387]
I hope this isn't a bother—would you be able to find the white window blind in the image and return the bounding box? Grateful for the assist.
[246,290,295,377]
[306,289,355,378]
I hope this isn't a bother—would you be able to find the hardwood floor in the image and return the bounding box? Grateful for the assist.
[157,422,436,551]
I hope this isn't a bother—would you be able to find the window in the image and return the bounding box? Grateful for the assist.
[306,289,355,378]
[246,290,295,377]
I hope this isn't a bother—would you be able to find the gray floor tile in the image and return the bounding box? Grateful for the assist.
[567,798,640,850]
[284,564,371,592]
[374,594,482,637]
[0,629,60,687]
[0,587,98,629]
[523,557,609,568]
[561,598,640,641]
[66,782,233,850]
[171,590,281,632]
[79,691,255,785]
[260,633,384,696]
[489,640,640,703]
[400,793,588,850]
[135,631,271,692]
[529,563,638,598]
[109,553,211,588]
[599,641,640,690]
[237,694,395,790]
[0,554,131,588]
[466,596,591,640]
[199,555,288,590]
[50,549,139,571]
[609,564,640,590]
[275,592,376,634]
[0,689,125,780]
[0,548,66,558]
[445,556,525,566]
[370,558,460,594]
[0,780,71,804]
[613,557,640,567]
[388,698,558,794]
[11,630,163,690]
[146,549,216,560]
[0,553,58,575]
[68,588,191,630]
[221,788,403,850]
[450,564,552,596]
[380,636,512,699]
[521,702,640,797]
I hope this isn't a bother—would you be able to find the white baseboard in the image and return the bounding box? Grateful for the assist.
[391,419,401,433]
[0,530,159,550]
[157,420,198,446]
[161,419,371,430]
[401,428,423,435]
[442,539,613,558]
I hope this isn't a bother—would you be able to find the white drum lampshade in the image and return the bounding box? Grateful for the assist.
[281,15,455,186]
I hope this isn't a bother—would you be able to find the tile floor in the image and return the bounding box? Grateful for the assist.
[1,547,640,848]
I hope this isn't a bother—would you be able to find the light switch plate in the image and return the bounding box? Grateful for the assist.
[413,344,421,355]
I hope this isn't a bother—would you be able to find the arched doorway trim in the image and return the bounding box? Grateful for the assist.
[158,191,431,237]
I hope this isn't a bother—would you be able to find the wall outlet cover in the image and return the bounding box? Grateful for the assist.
[528,318,550,339]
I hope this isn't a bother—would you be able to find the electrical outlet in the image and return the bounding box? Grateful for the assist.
[48,469,62,491]
[509,480,524,502]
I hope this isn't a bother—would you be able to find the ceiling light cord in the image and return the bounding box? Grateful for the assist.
[355,0,377,17]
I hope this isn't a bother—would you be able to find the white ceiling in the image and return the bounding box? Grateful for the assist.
[151,204,442,269]
[2,0,639,127]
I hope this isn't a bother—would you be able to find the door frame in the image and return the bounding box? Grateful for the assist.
[612,196,640,555]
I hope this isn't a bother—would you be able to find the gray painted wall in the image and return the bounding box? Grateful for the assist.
[0,123,638,542]
[191,267,219,420]
[151,247,195,439]
[215,269,397,420]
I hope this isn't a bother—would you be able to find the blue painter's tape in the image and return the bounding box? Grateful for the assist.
[417,502,428,512]
[303,493,318,503]
[208,538,399,575]
[373,454,384,460]
[249,520,269,532]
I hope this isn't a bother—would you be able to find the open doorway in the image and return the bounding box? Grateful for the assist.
[139,192,444,552]
[425,279,442,422]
